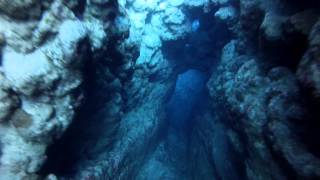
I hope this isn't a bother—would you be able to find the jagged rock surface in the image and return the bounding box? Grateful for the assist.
[0,0,319,180]
[0,0,105,179]
[205,0,320,179]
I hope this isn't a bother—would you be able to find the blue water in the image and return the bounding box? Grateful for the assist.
[166,69,207,131]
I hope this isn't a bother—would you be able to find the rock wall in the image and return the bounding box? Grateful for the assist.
[69,1,220,179]
[206,0,320,179]
[0,1,90,179]
[0,0,319,179]
[37,0,216,179]
[0,0,123,179]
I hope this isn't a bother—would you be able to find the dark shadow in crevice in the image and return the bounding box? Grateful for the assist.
[70,0,86,19]
[39,8,135,177]
[159,7,237,179]
[39,38,96,177]
[162,6,232,75]
[264,131,300,180]
[282,0,320,11]
[259,31,309,72]
[297,85,320,159]
[207,101,248,180]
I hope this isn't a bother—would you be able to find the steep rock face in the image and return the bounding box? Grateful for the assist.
[0,0,195,178]
[208,40,320,179]
[36,0,194,179]
[69,1,220,179]
[0,0,108,179]
[205,0,320,179]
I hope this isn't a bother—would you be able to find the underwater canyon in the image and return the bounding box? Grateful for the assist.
[0,0,320,180]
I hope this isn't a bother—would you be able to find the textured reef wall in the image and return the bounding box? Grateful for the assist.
[0,0,319,180]
[205,0,320,179]
[0,0,93,179]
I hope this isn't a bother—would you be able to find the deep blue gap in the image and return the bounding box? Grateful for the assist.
[161,69,210,178]
[40,5,235,179]
[157,7,235,179]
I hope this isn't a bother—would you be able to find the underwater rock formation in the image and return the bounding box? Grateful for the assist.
[206,0,320,179]
[0,0,319,180]
[298,19,320,97]
[0,0,106,179]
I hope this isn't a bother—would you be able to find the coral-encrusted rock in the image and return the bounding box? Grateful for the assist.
[91,0,110,4]
[169,0,184,7]
[0,73,19,122]
[0,0,42,19]
[268,120,320,177]
[45,174,58,180]
[11,109,33,129]
[297,20,320,97]
[184,0,209,7]
[0,33,5,47]
[3,20,86,96]
[0,91,18,122]
[215,5,237,22]
[12,103,55,142]
[0,0,77,53]
[208,38,320,179]
[0,0,93,179]
[260,12,286,41]
[142,27,161,49]
[285,10,319,36]
[227,0,263,47]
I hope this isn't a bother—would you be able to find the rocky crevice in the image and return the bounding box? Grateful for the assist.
[0,0,320,180]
